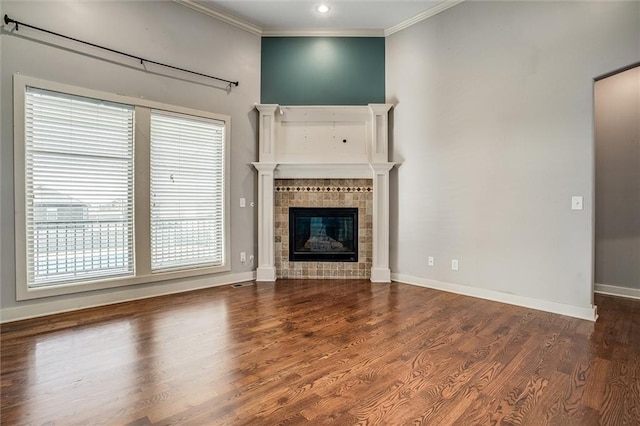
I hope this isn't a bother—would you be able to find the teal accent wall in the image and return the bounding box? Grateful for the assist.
[261,37,385,105]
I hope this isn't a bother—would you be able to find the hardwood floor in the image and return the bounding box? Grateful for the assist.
[1,280,639,425]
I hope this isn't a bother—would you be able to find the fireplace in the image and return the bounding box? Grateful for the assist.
[274,179,372,279]
[289,207,358,262]
[253,104,394,282]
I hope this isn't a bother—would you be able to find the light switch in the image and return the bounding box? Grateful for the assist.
[240,198,246,208]
[571,196,583,211]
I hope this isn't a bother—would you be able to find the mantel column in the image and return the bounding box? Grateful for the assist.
[368,104,393,163]
[370,163,395,283]
[255,104,278,162]
[252,162,278,281]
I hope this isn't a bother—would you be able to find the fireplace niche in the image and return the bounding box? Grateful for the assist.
[289,207,358,262]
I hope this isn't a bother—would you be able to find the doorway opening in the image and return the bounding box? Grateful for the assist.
[593,64,640,300]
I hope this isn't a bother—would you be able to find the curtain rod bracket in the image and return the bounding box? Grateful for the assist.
[3,14,239,87]
[4,14,18,30]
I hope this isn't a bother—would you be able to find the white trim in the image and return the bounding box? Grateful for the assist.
[261,29,385,37]
[172,0,465,38]
[384,0,466,36]
[14,74,232,120]
[274,163,376,179]
[172,0,262,36]
[391,273,598,321]
[13,75,27,301]
[0,272,256,324]
[595,283,640,300]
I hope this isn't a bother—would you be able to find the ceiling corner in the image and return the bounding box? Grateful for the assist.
[173,0,466,39]
[172,0,263,36]
[384,0,466,37]
[261,29,386,38]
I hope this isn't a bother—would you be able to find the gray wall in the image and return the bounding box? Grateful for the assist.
[386,1,640,309]
[0,1,260,314]
[595,67,640,290]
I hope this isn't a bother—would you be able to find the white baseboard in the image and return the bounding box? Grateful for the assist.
[595,283,640,300]
[2,272,603,324]
[0,271,256,324]
[391,273,597,321]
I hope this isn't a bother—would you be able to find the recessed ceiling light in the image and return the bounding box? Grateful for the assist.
[316,4,330,13]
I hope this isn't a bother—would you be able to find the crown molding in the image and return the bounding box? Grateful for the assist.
[262,29,385,37]
[172,0,263,36]
[384,0,466,36]
[173,0,465,38]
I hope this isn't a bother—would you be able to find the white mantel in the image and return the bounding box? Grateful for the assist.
[252,104,395,283]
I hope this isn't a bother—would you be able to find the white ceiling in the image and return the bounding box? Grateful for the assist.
[174,0,464,36]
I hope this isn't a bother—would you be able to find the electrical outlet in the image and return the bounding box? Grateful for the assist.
[451,259,459,271]
[240,252,246,262]
[428,256,434,266]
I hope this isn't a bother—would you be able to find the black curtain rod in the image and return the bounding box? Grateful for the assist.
[3,14,239,87]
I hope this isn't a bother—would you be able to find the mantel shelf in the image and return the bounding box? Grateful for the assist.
[251,162,396,179]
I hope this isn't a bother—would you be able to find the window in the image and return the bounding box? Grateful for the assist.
[150,111,225,271]
[25,88,135,287]
[14,76,230,300]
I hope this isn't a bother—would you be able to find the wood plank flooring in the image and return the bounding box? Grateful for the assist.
[1,280,639,425]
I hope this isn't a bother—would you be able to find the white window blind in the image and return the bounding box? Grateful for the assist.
[25,87,135,287]
[150,110,225,272]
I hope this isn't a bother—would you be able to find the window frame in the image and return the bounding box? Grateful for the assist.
[14,74,231,301]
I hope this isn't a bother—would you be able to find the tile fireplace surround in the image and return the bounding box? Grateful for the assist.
[275,179,373,279]
[252,104,395,283]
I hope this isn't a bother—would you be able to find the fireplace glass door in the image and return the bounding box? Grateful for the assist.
[289,207,358,262]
